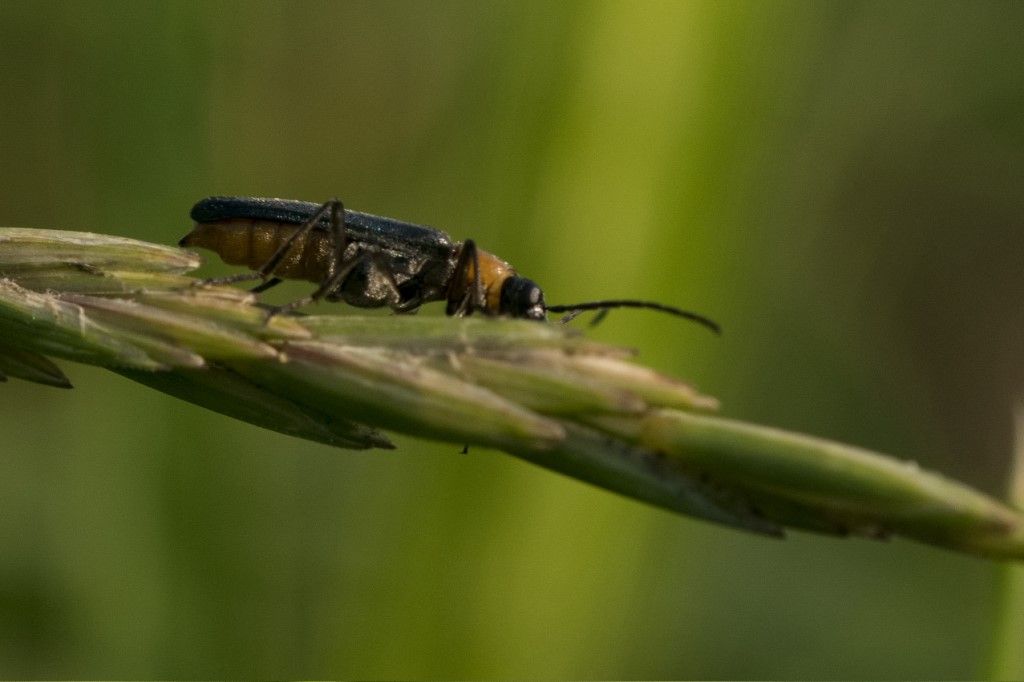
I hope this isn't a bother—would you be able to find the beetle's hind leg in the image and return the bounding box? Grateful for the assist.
[264,251,365,318]
[264,200,352,319]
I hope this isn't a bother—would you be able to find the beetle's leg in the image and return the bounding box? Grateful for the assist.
[445,239,485,317]
[264,250,367,320]
[445,242,471,315]
[194,271,264,287]
[262,200,352,317]
[257,198,340,280]
[322,199,346,282]
[313,245,407,310]
[250,277,283,294]
[393,295,423,314]
[467,240,486,313]
[303,199,351,303]
[364,248,407,310]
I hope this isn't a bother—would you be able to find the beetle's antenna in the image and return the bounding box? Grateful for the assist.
[546,300,721,334]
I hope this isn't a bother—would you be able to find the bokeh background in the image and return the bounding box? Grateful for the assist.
[1,1,1023,677]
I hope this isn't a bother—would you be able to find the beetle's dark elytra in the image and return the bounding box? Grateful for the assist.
[189,197,453,256]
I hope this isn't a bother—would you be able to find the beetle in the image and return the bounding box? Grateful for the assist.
[179,196,719,332]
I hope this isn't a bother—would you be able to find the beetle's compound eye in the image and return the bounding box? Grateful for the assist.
[500,276,547,320]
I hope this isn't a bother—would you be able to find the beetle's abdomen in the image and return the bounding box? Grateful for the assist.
[179,219,333,283]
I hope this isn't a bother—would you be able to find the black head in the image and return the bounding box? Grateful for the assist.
[499,276,547,320]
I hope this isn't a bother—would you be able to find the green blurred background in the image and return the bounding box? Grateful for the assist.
[1,1,1022,677]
